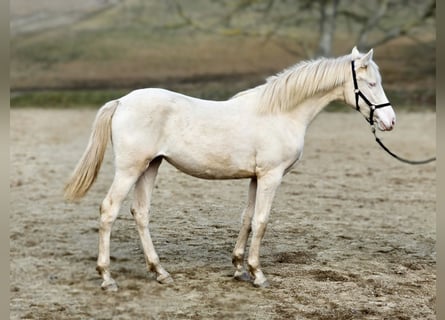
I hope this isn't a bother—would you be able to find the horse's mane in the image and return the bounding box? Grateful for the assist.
[233,54,354,113]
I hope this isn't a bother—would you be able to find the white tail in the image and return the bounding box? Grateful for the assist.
[64,100,119,201]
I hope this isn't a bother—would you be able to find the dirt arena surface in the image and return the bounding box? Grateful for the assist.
[10,108,435,319]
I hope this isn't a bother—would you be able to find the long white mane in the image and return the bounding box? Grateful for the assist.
[236,54,354,113]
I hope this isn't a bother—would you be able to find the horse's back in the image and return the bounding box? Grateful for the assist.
[112,87,251,133]
[118,88,224,111]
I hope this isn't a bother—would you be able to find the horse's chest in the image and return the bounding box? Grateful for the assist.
[256,129,304,173]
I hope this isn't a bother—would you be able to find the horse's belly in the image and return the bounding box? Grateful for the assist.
[163,151,256,180]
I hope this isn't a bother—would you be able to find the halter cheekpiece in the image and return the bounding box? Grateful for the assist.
[351,60,391,126]
[351,60,435,165]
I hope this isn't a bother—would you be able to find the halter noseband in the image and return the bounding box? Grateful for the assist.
[351,60,391,126]
[351,60,435,165]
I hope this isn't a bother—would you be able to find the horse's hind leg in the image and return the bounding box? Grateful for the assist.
[130,157,172,284]
[97,168,140,291]
[232,178,257,282]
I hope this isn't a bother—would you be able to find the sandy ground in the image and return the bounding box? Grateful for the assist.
[10,108,435,319]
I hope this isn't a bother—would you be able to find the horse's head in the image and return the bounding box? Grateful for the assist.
[344,47,396,131]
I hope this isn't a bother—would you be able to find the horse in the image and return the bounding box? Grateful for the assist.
[64,47,396,291]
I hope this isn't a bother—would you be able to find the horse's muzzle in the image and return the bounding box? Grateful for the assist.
[377,117,396,131]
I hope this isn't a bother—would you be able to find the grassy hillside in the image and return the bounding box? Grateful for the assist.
[10,1,435,109]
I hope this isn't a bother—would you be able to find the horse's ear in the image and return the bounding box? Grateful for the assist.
[351,46,360,58]
[359,48,374,67]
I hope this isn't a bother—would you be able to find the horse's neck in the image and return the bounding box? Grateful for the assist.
[289,86,344,128]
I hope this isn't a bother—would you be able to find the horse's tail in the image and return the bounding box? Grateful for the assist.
[64,100,119,202]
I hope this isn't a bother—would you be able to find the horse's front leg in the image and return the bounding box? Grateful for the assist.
[232,178,257,281]
[247,170,282,287]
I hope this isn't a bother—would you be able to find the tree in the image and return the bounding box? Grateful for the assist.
[342,0,435,51]
[316,0,340,56]
[166,0,435,58]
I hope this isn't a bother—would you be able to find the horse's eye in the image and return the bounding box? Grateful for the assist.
[369,82,376,87]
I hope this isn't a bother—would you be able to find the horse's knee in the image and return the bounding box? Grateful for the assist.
[252,217,268,232]
[130,206,150,227]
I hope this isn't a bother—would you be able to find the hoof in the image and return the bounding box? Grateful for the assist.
[101,279,118,292]
[253,278,270,288]
[157,273,173,284]
[234,271,252,282]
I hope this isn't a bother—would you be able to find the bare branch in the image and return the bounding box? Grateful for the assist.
[356,0,389,49]
[365,0,435,49]
[165,0,435,58]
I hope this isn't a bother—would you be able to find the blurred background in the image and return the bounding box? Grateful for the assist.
[10,0,435,110]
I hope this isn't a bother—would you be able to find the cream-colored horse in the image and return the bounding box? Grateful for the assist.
[64,47,396,291]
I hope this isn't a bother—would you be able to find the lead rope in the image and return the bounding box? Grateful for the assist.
[351,60,435,165]
[371,126,436,165]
